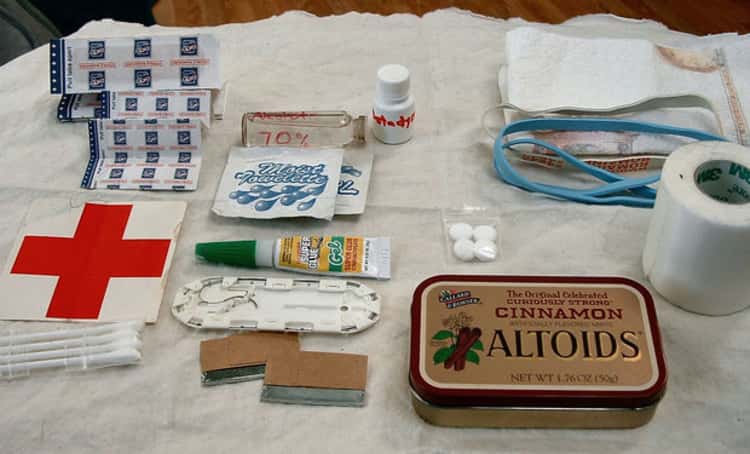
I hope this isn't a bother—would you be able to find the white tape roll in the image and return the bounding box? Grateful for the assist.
[643,141,750,315]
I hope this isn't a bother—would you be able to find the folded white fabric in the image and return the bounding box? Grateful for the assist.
[502,27,750,146]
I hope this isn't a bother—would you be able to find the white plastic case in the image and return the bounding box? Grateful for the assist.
[172,277,380,333]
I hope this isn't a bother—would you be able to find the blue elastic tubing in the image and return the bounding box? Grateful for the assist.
[492,117,727,208]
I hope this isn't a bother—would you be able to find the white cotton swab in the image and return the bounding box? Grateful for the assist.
[0,348,142,378]
[0,321,145,379]
[0,337,141,365]
[0,321,144,346]
[0,329,140,356]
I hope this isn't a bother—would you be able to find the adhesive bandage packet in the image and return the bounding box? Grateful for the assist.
[50,34,221,95]
[213,147,343,220]
[58,88,222,124]
[57,93,104,122]
[100,90,212,127]
[83,118,202,190]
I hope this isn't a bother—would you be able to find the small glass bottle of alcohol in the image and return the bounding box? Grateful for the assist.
[242,111,365,148]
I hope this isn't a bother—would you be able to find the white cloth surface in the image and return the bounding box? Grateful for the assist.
[0,9,748,453]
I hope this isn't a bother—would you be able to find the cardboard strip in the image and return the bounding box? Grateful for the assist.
[200,332,299,386]
[261,351,368,407]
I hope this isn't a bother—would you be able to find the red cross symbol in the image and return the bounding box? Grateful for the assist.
[10,203,171,319]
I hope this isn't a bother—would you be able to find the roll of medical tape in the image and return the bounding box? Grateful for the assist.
[643,141,750,315]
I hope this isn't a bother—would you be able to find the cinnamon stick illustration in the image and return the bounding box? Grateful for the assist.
[455,331,468,371]
[446,327,470,370]
[445,327,482,370]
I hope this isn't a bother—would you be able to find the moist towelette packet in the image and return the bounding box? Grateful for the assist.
[334,148,373,215]
[212,147,343,220]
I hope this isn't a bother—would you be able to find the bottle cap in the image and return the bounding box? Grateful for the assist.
[195,240,274,268]
[375,64,410,102]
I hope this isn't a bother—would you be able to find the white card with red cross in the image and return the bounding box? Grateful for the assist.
[0,199,186,322]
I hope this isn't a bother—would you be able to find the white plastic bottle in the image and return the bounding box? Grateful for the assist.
[372,64,415,144]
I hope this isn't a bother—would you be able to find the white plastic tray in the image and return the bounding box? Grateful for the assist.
[171,277,380,334]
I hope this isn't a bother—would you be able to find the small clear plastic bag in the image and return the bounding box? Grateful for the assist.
[442,208,501,264]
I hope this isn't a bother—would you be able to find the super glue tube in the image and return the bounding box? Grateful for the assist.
[195,236,391,280]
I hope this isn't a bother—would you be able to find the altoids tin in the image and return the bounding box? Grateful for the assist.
[409,275,667,429]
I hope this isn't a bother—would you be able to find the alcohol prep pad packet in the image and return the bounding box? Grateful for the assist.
[50,35,221,95]
[83,118,202,191]
[212,147,343,220]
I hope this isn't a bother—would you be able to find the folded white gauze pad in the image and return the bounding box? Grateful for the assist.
[643,141,750,315]
[503,27,750,145]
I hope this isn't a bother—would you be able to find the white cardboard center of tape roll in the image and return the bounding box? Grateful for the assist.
[694,159,750,205]
[643,141,750,315]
